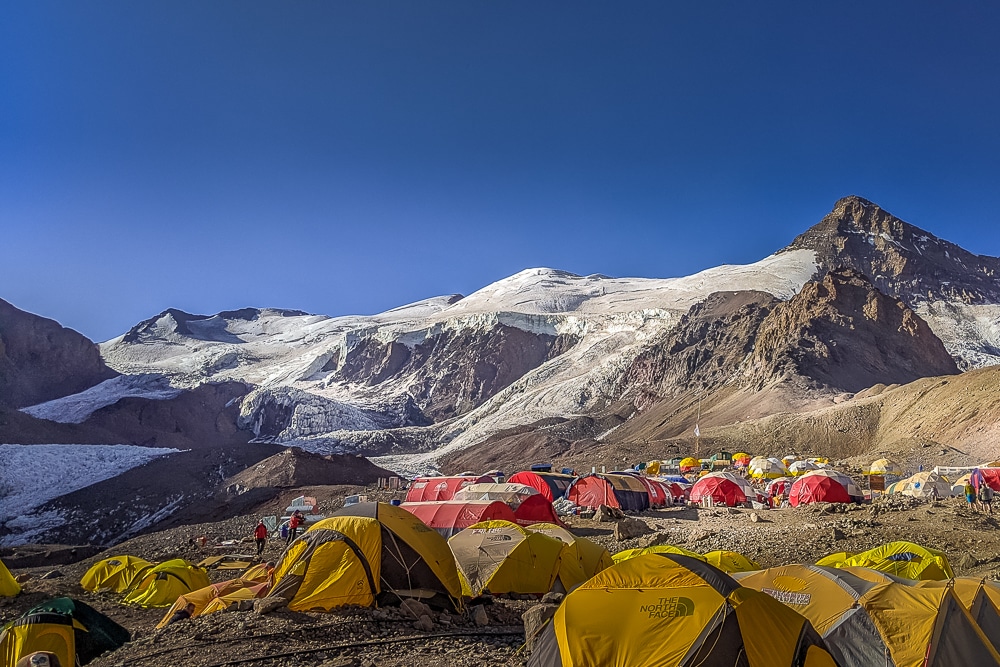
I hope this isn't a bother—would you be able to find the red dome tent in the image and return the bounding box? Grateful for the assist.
[400,501,516,538]
[689,473,755,507]
[512,494,564,527]
[566,474,649,511]
[789,470,863,506]
[405,475,494,503]
[629,475,671,508]
[507,471,575,502]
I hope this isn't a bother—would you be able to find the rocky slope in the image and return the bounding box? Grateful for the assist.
[0,298,116,408]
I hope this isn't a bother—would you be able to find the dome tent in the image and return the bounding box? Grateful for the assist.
[525,523,612,592]
[566,473,650,511]
[405,475,494,502]
[81,555,154,594]
[704,550,760,574]
[868,458,903,476]
[156,578,269,628]
[269,502,462,611]
[0,597,130,667]
[448,520,564,597]
[507,471,575,502]
[400,500,517,538]
[122,559,210,608]
[690,472,757,506]
[529,553,839,667]
[0,559,20,597]
[789,470,863,506]
[612,544,705,564]
[736,564,1000,667]
[832,541,953,581]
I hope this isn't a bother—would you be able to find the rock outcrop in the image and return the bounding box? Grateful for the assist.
[0,298,117,408]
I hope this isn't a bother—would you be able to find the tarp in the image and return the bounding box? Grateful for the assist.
[80,555,153,594]
[0,559,20,597]
[401,500,517,538]
[156,578,269,628]
[122,559,211,608]
[507,471,576,502]
[529,553,836,667]
[566,474,649,511]
[270,502,463,611]
[0,597,130,667]
[449,520,564,597]
[404,475,494,502]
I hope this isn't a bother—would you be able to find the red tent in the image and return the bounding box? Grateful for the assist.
[788,474,851,506]
[404,475,494,503]
[400,500,516,538]
[512,494,564,527]
[507,471,575,502]
[689,475,752,507]
[566,474,650,511]
[663,481,688,501]
[629,475,671,508]
[973,468,1000,492]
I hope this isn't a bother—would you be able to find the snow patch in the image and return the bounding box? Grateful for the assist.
[0,444,179,546]
[20,375,183,424]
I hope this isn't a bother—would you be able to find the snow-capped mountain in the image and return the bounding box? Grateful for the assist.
[11,196,1000,479]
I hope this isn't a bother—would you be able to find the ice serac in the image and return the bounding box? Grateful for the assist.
[0,298,117,408]
[785,195,1000,368]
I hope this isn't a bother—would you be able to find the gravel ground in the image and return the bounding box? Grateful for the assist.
[2,492,998,666]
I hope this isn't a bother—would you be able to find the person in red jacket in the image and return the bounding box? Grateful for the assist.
[253,520,268,558]
[286,511,303,545]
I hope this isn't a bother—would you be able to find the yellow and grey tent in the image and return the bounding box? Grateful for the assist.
[612,544,705,564]
[529,553,839,667]
[704,550,760,574]
[80,555,154,593]
[524,522,612,592]
[240,562,275,585]
[833,541,954,580]
[736,564,1000,667]
[0,597,130,667]
[270,502,462,612]
[121,558,211,608]
[156,578,269,628]
[914,578,1000,653]
[449,520,564,598]
[0,558,20,597]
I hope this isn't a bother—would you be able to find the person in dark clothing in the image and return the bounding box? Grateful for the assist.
[166,602,196,626]
[253,520,268,558]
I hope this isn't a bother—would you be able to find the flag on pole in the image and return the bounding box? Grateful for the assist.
[693,424,700,437]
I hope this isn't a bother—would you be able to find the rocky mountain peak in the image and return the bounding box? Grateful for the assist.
[785,196,1000,306]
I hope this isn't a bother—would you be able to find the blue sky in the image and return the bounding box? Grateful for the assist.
[3,2,999,342]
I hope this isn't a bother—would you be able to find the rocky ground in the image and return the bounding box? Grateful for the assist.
[2,488,999,666]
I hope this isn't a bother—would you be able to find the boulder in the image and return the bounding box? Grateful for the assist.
[522,603,559,651]
[254,597,286,615]
[400,598,433,620]
[541,592,564,604]
[594,505,624,522]
[412,614,435,632]
[614,518,652,541]
[471,604,489,627]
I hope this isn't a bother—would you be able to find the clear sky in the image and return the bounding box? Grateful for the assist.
[3,2,1000,342]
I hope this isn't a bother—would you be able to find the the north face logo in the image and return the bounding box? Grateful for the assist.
[640,596,695,618]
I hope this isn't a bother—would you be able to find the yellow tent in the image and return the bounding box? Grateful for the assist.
[270,502,463,612]
[528,553,839,667]
[833,541,953,580]
[750,457,789,479]
[156,578,269,628]
[525,523,612,592]
[644,460,661,476]
[0,559,20,597]
[894,471,953,499]
[80,555,154,593]
[736,564,1000,667]
[612,544,705,564]
[121,559,211,608]
[914,578,1000,653]
[814,551,855,567]
[0,597,130,667]
[240,562,274,585]
[678,457,701,472]
[449,520,564,597]
[704,550,760,574]
[867,458,903,476]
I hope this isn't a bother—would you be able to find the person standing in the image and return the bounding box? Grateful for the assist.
[980,484,994,515]
[964,481,977,511]
[286,511,303,545]
[253,520,268,558]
